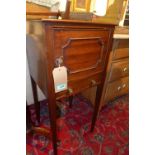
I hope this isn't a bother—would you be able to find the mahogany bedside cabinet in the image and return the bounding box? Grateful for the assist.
[26,19,115,155]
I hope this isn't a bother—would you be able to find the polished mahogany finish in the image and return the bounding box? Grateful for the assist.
[27,19,115,155]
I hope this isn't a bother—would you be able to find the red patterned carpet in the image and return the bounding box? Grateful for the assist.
[26,94,129,155]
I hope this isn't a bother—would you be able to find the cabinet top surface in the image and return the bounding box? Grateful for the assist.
[31,19,116,27]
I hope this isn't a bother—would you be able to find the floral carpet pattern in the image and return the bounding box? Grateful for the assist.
[26,94,129,155]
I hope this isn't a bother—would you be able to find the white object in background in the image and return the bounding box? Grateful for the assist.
[30,0,52,8]
[94,0,108,16]
[50,0,60,12]
[59,0,67,12]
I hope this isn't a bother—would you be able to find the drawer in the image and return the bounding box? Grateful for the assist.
[68,72,103,94]
[104,77,129,102]
[112,39,129,60]
[109,59,129,82]
[56,72,103,99]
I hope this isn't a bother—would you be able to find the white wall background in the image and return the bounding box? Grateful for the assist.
[26,57,46,105]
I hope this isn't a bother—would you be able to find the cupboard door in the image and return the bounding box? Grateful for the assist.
[52,27,111,96]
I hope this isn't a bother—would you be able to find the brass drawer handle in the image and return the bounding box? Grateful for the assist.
[122,84,126,88]
[91,80,96,86]
[123,67,127,72]
[117,86,121,91]
[68,88,73,94]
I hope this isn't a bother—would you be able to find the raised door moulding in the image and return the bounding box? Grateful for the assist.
[61,37,105,74]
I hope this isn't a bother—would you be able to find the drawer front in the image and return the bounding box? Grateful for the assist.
[113,39,129,60]
[109,59,129,82]
[105,77,129,102]
[68,72,103,93]
[51,27,112,95]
